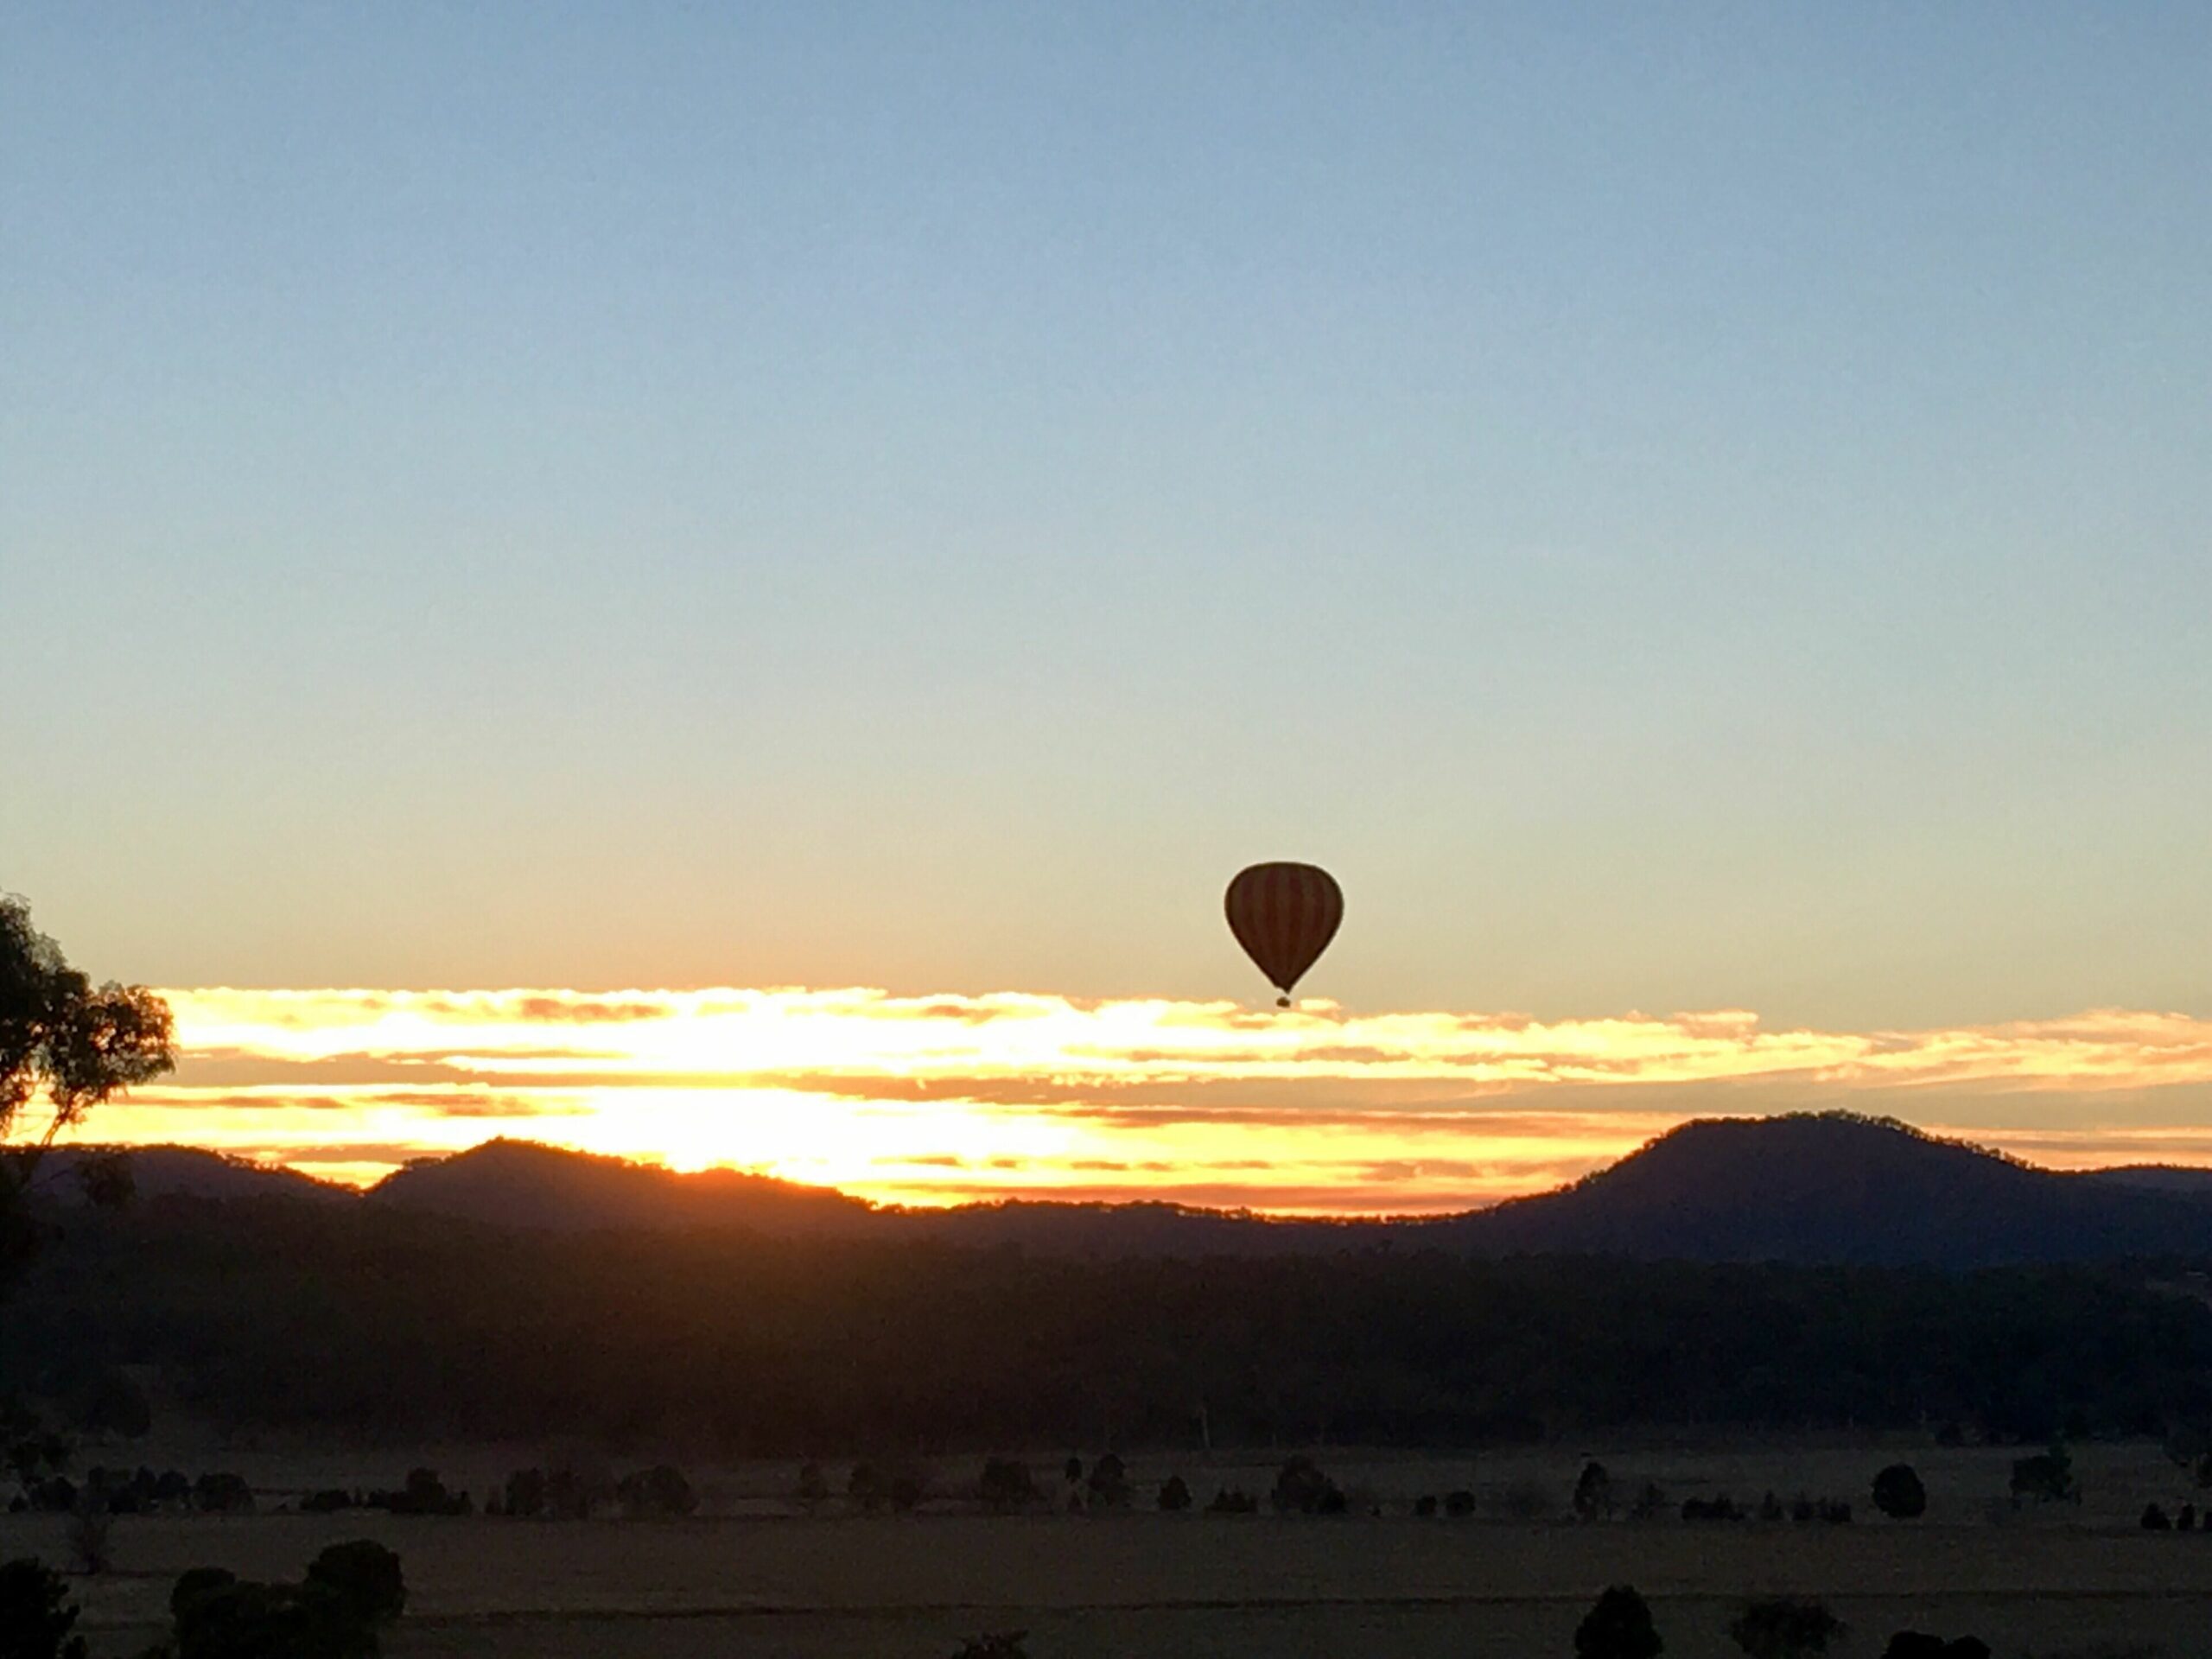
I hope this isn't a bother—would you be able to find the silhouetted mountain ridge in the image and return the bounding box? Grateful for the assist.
[47,1113,2212,1267]
[1437,1113,2212,1265]
[366,1137,874,1233]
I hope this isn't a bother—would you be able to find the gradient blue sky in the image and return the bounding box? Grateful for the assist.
[6,4,2208,1030]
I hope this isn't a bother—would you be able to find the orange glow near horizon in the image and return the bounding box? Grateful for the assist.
[29,988,2212,1214]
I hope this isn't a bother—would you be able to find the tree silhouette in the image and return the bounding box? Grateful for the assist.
[1576,1586,1662,1659]
[0,1556,87,1659]
[1872,1463,1926,1519]
[1731,1598,1844,1659]
[0,895,173,1305]
[0,895,174,1150]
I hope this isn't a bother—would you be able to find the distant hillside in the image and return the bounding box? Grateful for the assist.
[366,1137,874,1234]
[42,1115,2212,1268]
[1440,1114,2212,1268]
[33,1145,350,1207]
[2088,1166,2212,1198]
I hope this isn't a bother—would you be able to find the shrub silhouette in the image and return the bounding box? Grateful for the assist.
[0,1557,87,1659]
[2009,1442,2076,1504]
[1269,1456,1341,1515]
[1413,1494,1438,1517]
[1086,1452,1130,1509]
[1575,1585,1662,1659]
[1872,1463,1927,1519]
[169,1567,236,1620]
[1443,1489,1476,1518]
[1731,1597,1844,1658]
[1157,1474,1192,1512]
[168,1541,404,1658]
[2140,1502,2171,1530]
[950,1633,1027,1659]
[305,1541,405,1628]
[1205,1486,1256,1515]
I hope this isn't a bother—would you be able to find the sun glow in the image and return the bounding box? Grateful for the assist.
[42,988,2212,1213]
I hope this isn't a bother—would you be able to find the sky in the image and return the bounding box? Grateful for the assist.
[4,7,2209,1207]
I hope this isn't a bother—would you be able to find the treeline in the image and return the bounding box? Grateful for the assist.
[9,1196,2212,1450]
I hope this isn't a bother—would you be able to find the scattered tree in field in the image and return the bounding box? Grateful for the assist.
[1573,1460,1613,1521]
[366,1468,467,1516]
[978,1459,1039,1513]
[1730,1598,1844,1659]
[167,1542,404,1658]
[1086,1452,1130,1509]
[1205,1485,1256,1514]
[1268,1455,1345,1516]
[2008,1442,2077,1504]
[1414,1494,1438,1517]
[2140,1502,2171,1530]
[888,1470,925,1513]
[1757,1490,1784,1522]
[2177,1501,2196,1530]
[1872,1463,1927,1520]
[950,1632,1027,1659]
[0,1557,86,1659]
[1626,1481,1667,1521]
[1443,1489,1476,1517]
[1157,1474,1192,1512]
[305,1541,406,1629]
[1575,1585,1662,1659]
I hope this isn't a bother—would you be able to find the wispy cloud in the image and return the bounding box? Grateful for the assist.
[43,988,2212,1213]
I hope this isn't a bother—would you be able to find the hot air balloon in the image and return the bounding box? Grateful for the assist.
[1224,861,1343,1007]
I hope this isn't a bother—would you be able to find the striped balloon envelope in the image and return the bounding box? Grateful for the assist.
[1224,862,1344,1007]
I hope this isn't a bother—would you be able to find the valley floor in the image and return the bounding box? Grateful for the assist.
[10,1441,2207,1659]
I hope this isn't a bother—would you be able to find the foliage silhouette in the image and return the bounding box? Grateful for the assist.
[1872,1463,1927,1519]
[1576,1585,1662,1659]
[0,1557,86,1659]
[1731,1598,1844,1659]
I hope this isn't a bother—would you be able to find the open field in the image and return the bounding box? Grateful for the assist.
[10,1441,2209,1658]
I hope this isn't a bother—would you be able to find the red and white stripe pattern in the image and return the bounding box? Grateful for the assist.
[1224,862,1344,1007]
